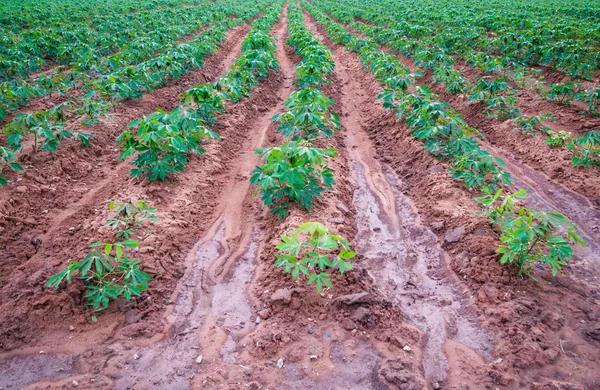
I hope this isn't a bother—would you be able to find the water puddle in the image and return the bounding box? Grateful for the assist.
[0,354,74,389]
[212,228,260,364]
[112,222,226,389]
[282,341,385,389]
[351,161,493,385]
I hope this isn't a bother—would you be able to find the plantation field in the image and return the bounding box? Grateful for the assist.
[0,0,599,388]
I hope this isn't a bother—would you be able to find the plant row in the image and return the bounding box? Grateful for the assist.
[0,0,271,185]
[315,0,600,171]
[117,1,284,182]
[0,0,203,30]
[315,0,600,80]
[0,0,269,122]
[304,0,585,279]
[251,2,355,292]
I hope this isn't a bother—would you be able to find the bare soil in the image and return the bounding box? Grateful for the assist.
[0,3,599,390]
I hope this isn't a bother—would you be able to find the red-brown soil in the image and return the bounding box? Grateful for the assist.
[0,3,599,390]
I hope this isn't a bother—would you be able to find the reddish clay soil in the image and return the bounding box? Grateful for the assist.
[1,3,599,390]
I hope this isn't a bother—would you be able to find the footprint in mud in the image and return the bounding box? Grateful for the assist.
[351,161,494,385]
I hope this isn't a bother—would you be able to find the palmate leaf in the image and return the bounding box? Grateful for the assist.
[274,221,356,291]
[307,272,332,292]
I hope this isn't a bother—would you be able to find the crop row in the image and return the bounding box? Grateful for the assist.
[326,0,600,80]
[304,0,585,279]
[314,0,600,170]
[0,0,204,30]
[0,0,273,184]
[117,1,283,181]
[250,1,355,292]
[45,1,285,312]
[0,0,265,121]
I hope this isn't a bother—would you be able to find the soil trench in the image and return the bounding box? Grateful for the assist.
[100,6,295,388]
[317,19,495,384]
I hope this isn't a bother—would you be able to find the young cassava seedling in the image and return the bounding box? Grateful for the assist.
[275,222,355,291]
[475,189,585,279]
[47,240,151,311]
[250,141,336,219]
[105,199,157,238]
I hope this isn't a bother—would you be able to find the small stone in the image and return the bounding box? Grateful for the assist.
[310,355,318,360]
[255,316,261,325]
[428,165,444,174]
[432,382,441,390]
[39,351,45,354]
[270,288,292,304]
[258,309,270,320]
[444,226,466,243]
[308,328,313,334]
[139,246,155,254]
[333,292,374,305]
[69,325,75,331]
[351,307,371,323]
[336,202,349,214]
[72,381,79,387]
[493,357,503,364]
[328,217,345,224]
[341,318,357,330]
[133,354,140,360]
[430,221,444,231]
[277,358,284,369]
[196,354,203,364]
[403,345,411,352]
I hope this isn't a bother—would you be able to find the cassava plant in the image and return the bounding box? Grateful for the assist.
[273,88,340,140]
[567,130,600,169]
[117,106,219,181]
[544,130,573,148]
[105,199,157,238]
[0,145,23,185]
[475,189,585,279]
[47,240,151,311]
[545,82,581,105]
[4,101,92,153]
[513,113,555,136]
[250,141,336,219]
[275,222,355,291]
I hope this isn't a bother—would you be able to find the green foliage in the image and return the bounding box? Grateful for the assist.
[182,84,228,125]
[468,78,520,120]
[475,189,585,279]
[544,130,573,148]
[116,2,282,181]
[73,91,113,126]
[0,145,23,185]
[250,141,336,218]
[47,240,150,311]
[117,107,219,182]
[273,88,340,140]
[545,82,581,105]
[105,199,157,238]
[513,113,555,136]
[287,4,335,88]
[567,130,600,169]
[578,87,600,116]
[275,222,355,291]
